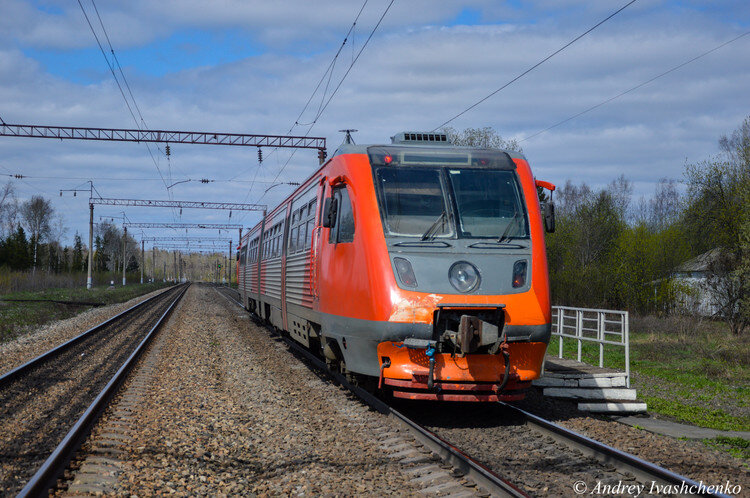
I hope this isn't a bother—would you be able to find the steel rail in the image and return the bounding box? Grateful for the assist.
[17,283,190,498]
[214,288,527,498]
[0,284,178,388]
[500,403,731,498]
[217,288,732,497]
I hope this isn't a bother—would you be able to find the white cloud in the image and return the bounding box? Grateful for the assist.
[0,1,748,244]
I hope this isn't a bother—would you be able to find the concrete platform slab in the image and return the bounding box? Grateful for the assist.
[578,402,648,413]
[544,356,625,376]
[614,416,750,440]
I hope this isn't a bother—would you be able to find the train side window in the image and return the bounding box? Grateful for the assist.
[291,226,299,252]
[329,186,355,243]
[299,222,307,250]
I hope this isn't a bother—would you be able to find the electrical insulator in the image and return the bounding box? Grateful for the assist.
[318,149,327,162]
[257,147,263,163]
[165,144,171,157]
[229,210,232,219]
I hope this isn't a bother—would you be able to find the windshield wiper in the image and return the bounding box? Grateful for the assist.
[394,240,452,247]
[497,211,520,243]
[421,210,447,241]
[469,241,526,249]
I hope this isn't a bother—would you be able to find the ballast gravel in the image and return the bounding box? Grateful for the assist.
[82,285,418,496]
[0,286,170,376]
[518,391,750,490]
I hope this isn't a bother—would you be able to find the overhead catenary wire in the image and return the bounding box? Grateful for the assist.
[77,0,179,220]
[520,30,750,143]
[241,0,396,221]
[432,0,639,131]
[89,0,185,184]
[229,0,370,188]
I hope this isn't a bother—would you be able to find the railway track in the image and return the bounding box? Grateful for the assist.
[0,283,189,497]
[217,287,733,497]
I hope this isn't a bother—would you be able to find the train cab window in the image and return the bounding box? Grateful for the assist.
[329,186,355,243]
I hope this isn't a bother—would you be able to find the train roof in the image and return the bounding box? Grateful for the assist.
[332,142,528,162]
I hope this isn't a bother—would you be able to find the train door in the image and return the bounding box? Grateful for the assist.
[310,179,327,307]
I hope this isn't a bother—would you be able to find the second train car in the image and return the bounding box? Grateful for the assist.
[238,131,556,401]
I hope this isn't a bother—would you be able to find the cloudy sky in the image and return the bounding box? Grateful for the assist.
[1,0,748,247]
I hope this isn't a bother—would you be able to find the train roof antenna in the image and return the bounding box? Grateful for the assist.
[338,129,358,145]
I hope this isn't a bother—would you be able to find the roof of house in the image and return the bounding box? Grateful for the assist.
[675,248,724,273]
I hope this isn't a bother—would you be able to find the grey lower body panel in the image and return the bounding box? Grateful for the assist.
[505,323,551,343]
[251,294,550,378]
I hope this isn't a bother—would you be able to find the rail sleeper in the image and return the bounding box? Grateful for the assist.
[63,305,171,496]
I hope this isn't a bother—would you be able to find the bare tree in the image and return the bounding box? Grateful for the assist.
[705,250,748,336]
[607,174,633,219]
[21,195,54,273]
[442,126,523,153]
[648,178,680,230]
[0,181,18,238]
[719,115,750,169]
[683,115,750,334]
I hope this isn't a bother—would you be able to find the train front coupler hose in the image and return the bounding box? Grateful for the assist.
[426,345,436,390]
[497,341,511,393]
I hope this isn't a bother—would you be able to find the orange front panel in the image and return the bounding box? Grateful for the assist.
[313,153,550,330]
[377,341,547,383]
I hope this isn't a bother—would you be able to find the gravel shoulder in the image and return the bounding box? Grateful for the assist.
[80,284,419,496]
[516,390,750,486]
[0,286,171,376]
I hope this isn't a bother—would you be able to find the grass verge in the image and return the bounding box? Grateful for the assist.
[703,436,750,461]
[547,314,750,432]
[0,282,173,343]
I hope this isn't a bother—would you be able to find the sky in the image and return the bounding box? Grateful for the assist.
[1,0,749,248]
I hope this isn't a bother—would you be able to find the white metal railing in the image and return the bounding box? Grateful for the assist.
[550,306,630,387]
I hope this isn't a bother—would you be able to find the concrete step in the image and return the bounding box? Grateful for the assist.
[543,387,638,400]
[534,376,627,388]
[542,370,628,379]
[578,402,648,413]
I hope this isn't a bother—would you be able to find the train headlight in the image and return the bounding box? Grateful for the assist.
[512,260,527,288]
[393,257,418,287]
[449,261,480,293]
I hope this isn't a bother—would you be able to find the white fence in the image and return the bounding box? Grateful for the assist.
[550,306,630,387]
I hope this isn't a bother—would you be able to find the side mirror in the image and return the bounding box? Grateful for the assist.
[544,202,556,233]
[322,197,338,228]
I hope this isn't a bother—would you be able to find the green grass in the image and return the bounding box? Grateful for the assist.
[0,281,173,343]
[703,436,750,461]
[548,314,750,432]
[644,397,748,432]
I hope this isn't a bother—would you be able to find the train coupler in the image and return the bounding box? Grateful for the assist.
[376,340,534,402]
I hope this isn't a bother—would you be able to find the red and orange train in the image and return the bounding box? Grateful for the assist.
[237,132,555,401]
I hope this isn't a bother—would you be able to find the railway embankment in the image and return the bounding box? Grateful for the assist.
[0,284,173,375]
[60,284,462,496]
[2,284,746,495]
[0,282,172,345]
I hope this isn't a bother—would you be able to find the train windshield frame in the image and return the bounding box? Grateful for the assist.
[369,146,530,241]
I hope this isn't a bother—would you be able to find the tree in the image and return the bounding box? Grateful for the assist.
[21,195,54,273]
[683,115,750,334]
[72,232,84,272]
[3,226,31,270]
[0,181,17,238]
[442,126,523,153]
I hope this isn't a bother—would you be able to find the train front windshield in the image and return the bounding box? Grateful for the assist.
[369,146,529,240]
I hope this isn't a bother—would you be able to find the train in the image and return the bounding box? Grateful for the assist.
[237,131,556,402]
